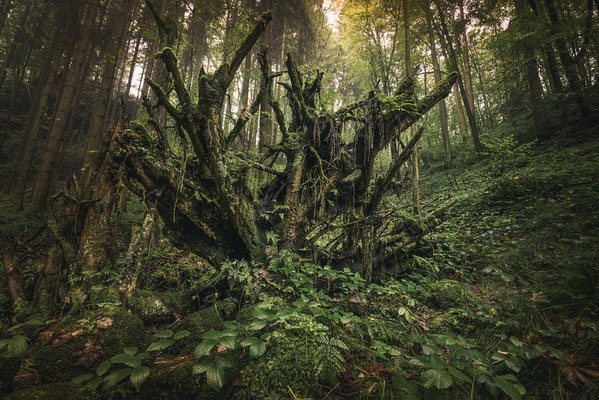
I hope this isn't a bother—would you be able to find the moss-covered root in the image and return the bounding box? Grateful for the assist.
[3,382,100,400]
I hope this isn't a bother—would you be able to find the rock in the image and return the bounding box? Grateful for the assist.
[3,382,100,400]
[129,290,195,325]
[129,290,173,324]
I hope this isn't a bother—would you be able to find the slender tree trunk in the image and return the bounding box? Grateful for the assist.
[458,0,476,116]
[543,0,591,121]
[125,30,142,97]
[515,0,549,138]
[0,1,33,93]
[0,0,12,35]
[434,0,483,153]
[83,0,134,166]
[258,47,272,154]
[426,5,451,168]
[238,53,252,151]
[29,0,100,212]
[404,0,420,216]
[12,28,67,211]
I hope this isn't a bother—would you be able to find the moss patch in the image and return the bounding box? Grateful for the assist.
[235,333,324,400]
[3,382,100,400]
[31,308,149,383]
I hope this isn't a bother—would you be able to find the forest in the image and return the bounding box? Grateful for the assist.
[0,0,597,398]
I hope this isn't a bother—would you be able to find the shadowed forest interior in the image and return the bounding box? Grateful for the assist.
[0,0,598,398]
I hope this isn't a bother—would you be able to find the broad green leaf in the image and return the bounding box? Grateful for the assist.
[201,330,221,340]
[130,366,150,392]
[86,376,103,390]
[248,320,267,330]
[218,335,236,349]
[249,340,267,358]
[96,360,112,376]
[505,356,523,372]
[110,353,141,368]
[223,321,239,330]
[240,336,259,347]
[205,364,225,390]
[0,339,9,349]
[194,339,217,357]
[421,368,452,389]
[72,373,94,385]
[103,368,132,389]
[123,347,138,355]
[173,330,191,340]
[153,329,174,339]
[7,335,28,356]
[192,356,213,375]
[509,336,524,347]
[147,338,174,352]
[214,354,234,369]
[447,366,471,383]
[493,375,523,400]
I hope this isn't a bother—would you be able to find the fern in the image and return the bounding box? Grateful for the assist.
[315,334,348,384]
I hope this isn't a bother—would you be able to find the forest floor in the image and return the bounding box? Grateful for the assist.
[1,128,598,399]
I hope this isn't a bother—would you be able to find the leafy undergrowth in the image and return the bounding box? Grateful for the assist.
[3,132,598,399]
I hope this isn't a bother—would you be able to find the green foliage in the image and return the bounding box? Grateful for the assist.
[0,335,29,357]
[483,133,536,175]
[74,346,151,392]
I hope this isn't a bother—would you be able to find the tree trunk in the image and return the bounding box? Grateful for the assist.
[125,29,142,97]
[425,5,452,168]
[514,0,549,138]
[404,0,420,216]
[83,0,135,167]
[434,0,483,153]
[29,0,100,211]
[0,1,33,93]
[458,0,476,117]
[112,11,457,277]
[543,0,591,121]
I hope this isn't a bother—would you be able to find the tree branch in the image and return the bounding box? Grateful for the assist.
[365,125,425,215]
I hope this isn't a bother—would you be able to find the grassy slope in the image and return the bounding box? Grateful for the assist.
[410,132,599,399]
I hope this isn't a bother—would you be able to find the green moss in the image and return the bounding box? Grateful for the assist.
[426,279,467,309]
[235,333,324,400]
[4,382,100,400]
[31,308,149,383]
